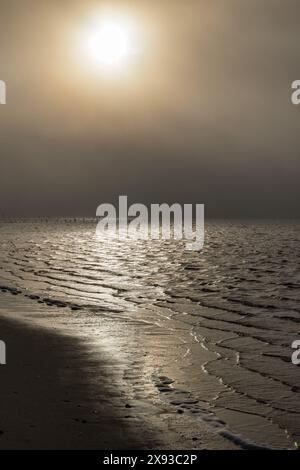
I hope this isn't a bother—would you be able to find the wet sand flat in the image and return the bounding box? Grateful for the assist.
[0,297,153,449]
[0,220,299,449]
[0,290,297,450]
[0,292,238,450]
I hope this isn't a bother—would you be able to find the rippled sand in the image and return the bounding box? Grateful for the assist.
[0,219,299,449]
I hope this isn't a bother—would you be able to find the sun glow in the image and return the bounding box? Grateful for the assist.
[82,12,138,73]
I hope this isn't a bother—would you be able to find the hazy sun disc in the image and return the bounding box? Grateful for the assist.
[83,13,138,72]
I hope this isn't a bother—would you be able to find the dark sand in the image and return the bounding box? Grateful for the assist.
[0,319,150,449]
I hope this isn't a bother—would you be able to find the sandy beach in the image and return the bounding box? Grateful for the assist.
[0,296,149,449]
[0,220,299,450]
[0,288,297,450]
[0,291,235,450]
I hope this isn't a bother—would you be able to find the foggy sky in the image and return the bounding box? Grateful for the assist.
[1,0,300,218]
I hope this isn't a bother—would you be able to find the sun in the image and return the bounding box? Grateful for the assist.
[82,12,138,73]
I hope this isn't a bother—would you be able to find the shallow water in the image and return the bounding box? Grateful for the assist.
[0,219,299,448]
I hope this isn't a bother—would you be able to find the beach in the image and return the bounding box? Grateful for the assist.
[0,291,236,449]
[0,220,299,449]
